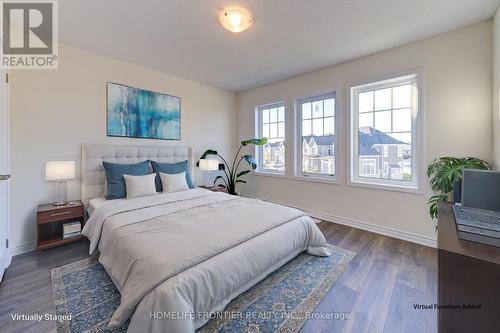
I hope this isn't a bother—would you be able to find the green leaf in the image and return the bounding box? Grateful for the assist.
[427,157,489,194]
[242,155,257,169]
[241,138,268,146]
[237,170,250,178]
[199,149,218,160]
[213,175,224,185]
[428,194,448,219]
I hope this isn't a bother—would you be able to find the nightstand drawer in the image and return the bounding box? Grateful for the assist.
[37,206,83,224]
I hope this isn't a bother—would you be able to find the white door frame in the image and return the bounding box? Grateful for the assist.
[0,70,11,281]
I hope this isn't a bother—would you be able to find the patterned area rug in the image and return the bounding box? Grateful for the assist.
[52,245,354,333]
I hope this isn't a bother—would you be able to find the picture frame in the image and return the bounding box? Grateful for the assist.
[106,82,181,140]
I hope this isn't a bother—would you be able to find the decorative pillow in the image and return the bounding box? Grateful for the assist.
[160,171,190,193]
[150,160,194,192]
[103,160,151,199]
[123,173,157,199]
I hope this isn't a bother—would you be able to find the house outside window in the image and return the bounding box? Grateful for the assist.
[256,103,286,174]
[350,73,420,189]
[296,92,336,179]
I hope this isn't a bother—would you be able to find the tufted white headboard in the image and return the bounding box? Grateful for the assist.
[81,144,193,205]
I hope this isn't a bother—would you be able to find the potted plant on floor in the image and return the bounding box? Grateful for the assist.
[198,138,268,195]
[427,157,490,219]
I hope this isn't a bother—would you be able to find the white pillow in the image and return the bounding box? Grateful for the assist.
[160,171,189,193]
[123,173,157,199]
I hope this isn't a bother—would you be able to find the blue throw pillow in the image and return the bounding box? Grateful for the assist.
[103,160,151,199]
[150,160,194,192]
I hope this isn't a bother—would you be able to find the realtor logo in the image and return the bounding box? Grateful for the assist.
[1,0,58,69]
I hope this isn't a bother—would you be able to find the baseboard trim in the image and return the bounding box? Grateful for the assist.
[302,208,436,248]
[0,247,12,282]
[11,241,36,256]
[249,195,437,248]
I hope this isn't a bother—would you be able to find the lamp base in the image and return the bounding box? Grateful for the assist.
[54,180,68,207]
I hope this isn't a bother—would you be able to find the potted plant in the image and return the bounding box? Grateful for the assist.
[198,138,268,195]
[427,157,490,219]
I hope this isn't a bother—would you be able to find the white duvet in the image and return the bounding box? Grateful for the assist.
[82,188,330,333]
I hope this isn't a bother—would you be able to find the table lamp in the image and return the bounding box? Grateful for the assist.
[45,161,75,206]
[198,159,219,171]
[198,159,220,187]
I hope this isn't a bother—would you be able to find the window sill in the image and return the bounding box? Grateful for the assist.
[349,179,424,195]
[291,175,339,185]
[254,172,340,185]
[254,171,287,179]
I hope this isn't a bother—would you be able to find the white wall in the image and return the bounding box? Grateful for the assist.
[237,21,493,243]
[493,8,500,169]
[9,43,236,254]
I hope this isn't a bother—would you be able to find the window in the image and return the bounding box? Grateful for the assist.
[256,103,286,174]
[350,73,420,189]
[360,158,377,176]
[297,92,336,179]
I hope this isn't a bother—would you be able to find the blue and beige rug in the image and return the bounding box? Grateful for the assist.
[52,245,354,333]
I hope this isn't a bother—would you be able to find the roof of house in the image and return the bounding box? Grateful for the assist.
[358,143,381,156]
[302,135,335,146]
[358,126,407,145]
[266,127,407,156]
[358,126,408,155]
[266,141,285,148]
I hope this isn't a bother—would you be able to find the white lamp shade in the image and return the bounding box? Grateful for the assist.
[45,161,76,181]
[199,159,219,171]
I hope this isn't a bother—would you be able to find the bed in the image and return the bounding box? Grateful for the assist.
[80,144,331,333]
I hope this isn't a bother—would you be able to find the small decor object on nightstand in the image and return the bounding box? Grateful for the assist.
[197,138,268,195]
[45,161,76,206]
[36,201,84,250]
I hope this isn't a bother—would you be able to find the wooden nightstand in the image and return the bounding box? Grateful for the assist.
[36,201,85,250]
[198,185,228,193]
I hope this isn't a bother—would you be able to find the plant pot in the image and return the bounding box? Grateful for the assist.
[453,180,462,203]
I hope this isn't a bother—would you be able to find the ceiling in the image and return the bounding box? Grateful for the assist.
[59,0,500,92]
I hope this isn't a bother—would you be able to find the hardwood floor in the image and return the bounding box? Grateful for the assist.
[0,222,437,333]
[301,222,437,333]
[0,241,90,333]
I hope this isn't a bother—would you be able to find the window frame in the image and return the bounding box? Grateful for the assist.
[349,72,422,192]
[255,101,286,175]
[295,91,338,182]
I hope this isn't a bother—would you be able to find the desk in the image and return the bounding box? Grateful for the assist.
[438,202,500,332]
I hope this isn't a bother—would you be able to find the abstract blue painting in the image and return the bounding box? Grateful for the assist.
[106,82,181,140]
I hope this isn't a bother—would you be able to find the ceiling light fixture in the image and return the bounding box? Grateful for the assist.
[219,7,252,33]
